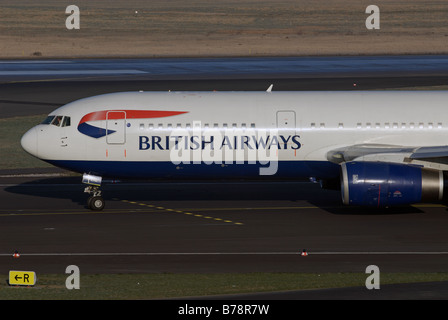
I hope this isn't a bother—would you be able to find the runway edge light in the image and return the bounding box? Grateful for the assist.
[12,250,20,258]
[8,271,37,286]
[301,249,308,256]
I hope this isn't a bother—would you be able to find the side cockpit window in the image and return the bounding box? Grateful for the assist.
[51,116,63,127]
[61,116,71,127]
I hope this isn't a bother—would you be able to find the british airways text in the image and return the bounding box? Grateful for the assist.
[137,125,299,175]
[138,134,301,151]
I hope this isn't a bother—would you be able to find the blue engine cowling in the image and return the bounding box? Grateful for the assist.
[340,162,444,207]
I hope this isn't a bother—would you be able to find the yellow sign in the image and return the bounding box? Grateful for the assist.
[9,271,36,286]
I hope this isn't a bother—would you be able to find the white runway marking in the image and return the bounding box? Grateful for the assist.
[0,70,147,75]
[0,173,70,178]
[0,60,72,64]
[1,251,448,257]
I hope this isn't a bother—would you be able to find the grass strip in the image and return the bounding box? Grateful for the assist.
[0,114,52,170]
[1,272,448,300]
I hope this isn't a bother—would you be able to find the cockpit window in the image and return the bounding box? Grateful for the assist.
[61,116,71,127]
[41,115,71,127]
[51,116,63,127]
[41,115,55,125]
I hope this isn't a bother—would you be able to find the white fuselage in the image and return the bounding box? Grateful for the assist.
[21,91,448,179]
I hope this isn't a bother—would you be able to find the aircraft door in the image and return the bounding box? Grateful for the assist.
[276,111,296,134]
[106,111,126,144]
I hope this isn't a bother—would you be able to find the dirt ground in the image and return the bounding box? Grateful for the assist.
[1,0,448,58]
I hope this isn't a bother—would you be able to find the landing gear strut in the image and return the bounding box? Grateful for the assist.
[83,173,105,211]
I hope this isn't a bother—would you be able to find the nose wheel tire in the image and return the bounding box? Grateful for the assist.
[88,196,105,211]
[84,183,105,211]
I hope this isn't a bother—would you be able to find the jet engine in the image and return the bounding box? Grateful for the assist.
[340,161,446,207]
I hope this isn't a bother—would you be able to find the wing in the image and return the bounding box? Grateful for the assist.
[326,144,448,169]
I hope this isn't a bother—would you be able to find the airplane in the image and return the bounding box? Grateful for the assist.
[20,89,448,211]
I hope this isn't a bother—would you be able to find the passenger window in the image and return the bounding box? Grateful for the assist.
[61,116,71,127]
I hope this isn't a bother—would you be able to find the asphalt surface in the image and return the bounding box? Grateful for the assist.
[2,175,448,272]
[2,56,448,80]
[1,57,448,299]
[2,176,448,299]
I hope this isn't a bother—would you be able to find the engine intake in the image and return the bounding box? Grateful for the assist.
[340,162,445,207]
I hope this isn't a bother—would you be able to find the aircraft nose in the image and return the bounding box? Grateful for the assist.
[21,127,38,157]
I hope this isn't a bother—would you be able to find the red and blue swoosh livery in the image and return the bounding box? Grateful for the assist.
[78,110,188,138]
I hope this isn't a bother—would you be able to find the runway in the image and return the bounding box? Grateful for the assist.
[2,56,448,299]
[3,175,448,275]
[2,56,448,82]
[3,56,448,118]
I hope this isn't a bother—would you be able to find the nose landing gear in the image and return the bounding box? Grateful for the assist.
[83,173,105,211]
[85,185,105,211]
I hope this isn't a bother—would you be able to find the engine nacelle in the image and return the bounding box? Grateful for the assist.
[340,162,445,207]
